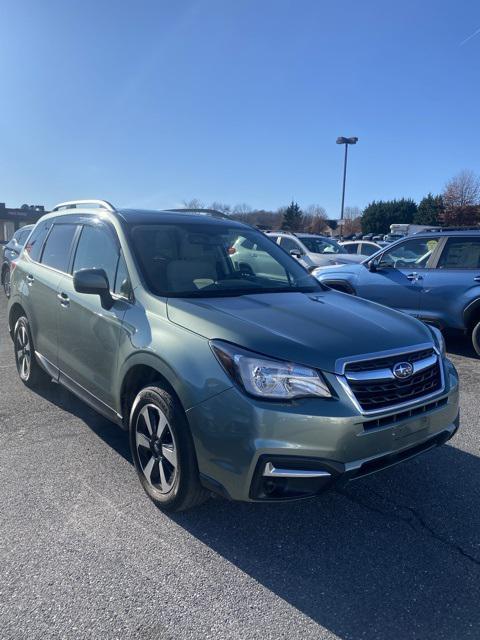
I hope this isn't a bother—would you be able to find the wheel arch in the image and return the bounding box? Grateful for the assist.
[1,261,8,284]
[463,298,480,332]
[8,302,26,339]
[119,361,185,432]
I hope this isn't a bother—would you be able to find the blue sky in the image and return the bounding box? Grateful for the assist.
[0,0,479,216]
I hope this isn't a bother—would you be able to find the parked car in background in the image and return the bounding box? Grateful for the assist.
[372,234,384,242]
[339,240,381,257]
[362,233,374,240]
[1,225,33,297]
[313,230,480,356]
[7,200,459,511]
[383,232,406,243]
[264,232,365,270]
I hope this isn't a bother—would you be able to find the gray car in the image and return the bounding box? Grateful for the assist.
[1,225,34,298]
[265,232,365,270]
[8,200,459,511]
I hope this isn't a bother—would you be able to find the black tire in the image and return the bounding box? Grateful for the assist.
[2,266,10,298]
[129,385,208,512]
[471,321,480,357]
[14,316,49,388]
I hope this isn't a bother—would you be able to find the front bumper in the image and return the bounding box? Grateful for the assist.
[186,358,459,502]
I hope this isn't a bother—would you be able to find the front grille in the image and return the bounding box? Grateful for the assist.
[344,348,443,412]
[345,348,434,373]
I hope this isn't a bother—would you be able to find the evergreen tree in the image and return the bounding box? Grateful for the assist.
[362,198,417,234]
[414,193,443,225]
[282,201,303,231]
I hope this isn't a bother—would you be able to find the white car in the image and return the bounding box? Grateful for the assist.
[339,240,381,257]
[263,232,365,271]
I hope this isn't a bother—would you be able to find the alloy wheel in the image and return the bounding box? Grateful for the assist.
[135,404,178,493]
[16,325,31,381]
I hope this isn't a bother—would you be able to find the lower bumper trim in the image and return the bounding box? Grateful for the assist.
[263,462,331,479]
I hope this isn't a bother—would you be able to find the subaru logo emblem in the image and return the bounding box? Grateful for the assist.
[393,362,414,380]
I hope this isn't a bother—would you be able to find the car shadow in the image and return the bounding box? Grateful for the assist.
[446,333,478,359]
[31,378,132,463]
[31,380,480,639]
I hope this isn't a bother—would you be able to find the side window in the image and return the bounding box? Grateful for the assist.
[25,222,51,262]
[25,223,49,260]
[342,243,358,254]
[41,224,77,272]
[437,238,480,270]
[114,253,132,298]
[379,238,439,269]
[280,237,301,253]
[17,229,30,245]
[362,243,379,256]
[72,224,119,289]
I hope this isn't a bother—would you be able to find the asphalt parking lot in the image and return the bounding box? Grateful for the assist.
[0,295,479,640]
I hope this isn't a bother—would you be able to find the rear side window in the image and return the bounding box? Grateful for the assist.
[41,224,77,273]
[72,224,120,288]
[342,243,358,254]
[438,238,480,269]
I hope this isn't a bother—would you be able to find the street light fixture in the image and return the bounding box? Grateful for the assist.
[336,136,358,232]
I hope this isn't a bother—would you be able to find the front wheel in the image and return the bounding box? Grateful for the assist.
[471,320,480,357]
[129,386,208,512]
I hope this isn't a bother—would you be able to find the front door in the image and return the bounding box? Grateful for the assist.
[355,237,440,316]
[56,223,130,410]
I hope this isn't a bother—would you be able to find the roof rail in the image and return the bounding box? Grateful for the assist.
[165,208,230,220]
[423,226,480,233]
[52,199,116,212]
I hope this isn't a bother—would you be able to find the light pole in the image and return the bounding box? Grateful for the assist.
[336,136,358,236]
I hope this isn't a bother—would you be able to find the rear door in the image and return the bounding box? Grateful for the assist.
[56,222,131,409]
[419,236,480,329]
[355,236,440,316]
[21,220,78,374]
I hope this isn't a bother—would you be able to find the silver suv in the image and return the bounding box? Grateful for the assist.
[265,232,365,270]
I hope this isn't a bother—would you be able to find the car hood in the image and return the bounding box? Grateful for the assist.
[166,290,433,373]
[310,253,364,266]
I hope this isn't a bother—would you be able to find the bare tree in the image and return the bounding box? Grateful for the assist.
[443,170,480,209]
[304,204,327,219]
[343,206,362,220]
[301,204,327,233]
[210,201,231,215]
[442,171,480,226]
[232,203,253,216]
[182,198,205,209]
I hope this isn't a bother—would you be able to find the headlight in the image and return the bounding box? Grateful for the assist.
[429,325,446,356]
[211,340,332,400]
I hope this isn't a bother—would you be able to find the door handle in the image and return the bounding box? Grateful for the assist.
[57,292,70,306]
[406,272,422,281]
[474,276,480,283]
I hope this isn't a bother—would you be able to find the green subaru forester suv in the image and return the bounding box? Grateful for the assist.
[8,200,459,511]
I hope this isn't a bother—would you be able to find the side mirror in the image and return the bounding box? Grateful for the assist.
[368,259,378,272]
[290,249,303,259]
[73,268,113,309]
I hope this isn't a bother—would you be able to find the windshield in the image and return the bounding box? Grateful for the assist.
[129,223,322,297]
[300,237,341,254]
